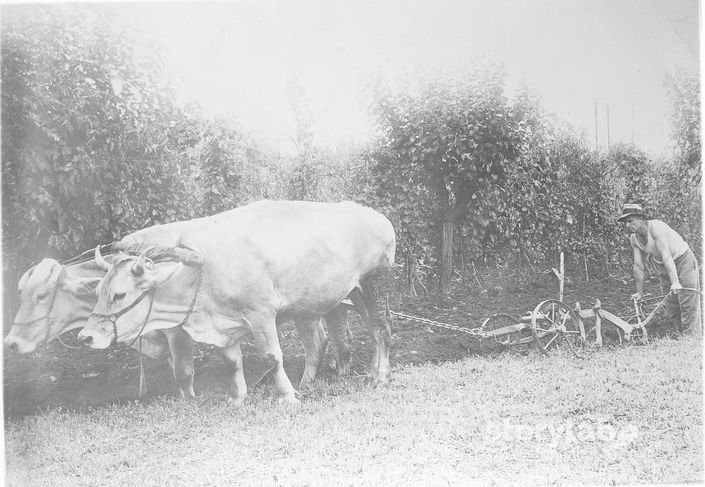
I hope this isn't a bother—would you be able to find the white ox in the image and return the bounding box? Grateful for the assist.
[6,236,340,398]
[78,200,396,405]
[4,257,197,398]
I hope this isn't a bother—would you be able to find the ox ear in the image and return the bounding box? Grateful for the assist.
[63,277,101,296]
[49,261,65,284]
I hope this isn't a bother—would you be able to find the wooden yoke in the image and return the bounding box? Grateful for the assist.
[170,240,206,266]
[112,241,205,266]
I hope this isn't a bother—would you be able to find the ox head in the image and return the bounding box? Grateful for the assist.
[5,259,102,353]
[78,243,202,349]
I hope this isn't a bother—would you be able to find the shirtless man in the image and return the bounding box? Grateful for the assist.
[617,203,701,335]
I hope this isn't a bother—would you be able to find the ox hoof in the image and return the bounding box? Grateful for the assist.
[372,376,391,388]
[228,396,246,407]
[277,395,301,406]
[298,375,316,390]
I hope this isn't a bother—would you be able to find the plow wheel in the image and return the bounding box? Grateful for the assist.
[530,300,586,356]
[479,313,529,352]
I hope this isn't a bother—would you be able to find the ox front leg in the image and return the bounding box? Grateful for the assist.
[162,327,196,399]
[251,316,299,405]
[325,307,352,376]
[295,317,328,388]
[222,342,248,406]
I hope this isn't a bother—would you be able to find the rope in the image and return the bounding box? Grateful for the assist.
[125,295,155,349]
[60,243,116,267]
[138,337,147,397]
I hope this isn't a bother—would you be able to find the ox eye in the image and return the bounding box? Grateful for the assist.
[113,292,126,303]
[36,291,49,301]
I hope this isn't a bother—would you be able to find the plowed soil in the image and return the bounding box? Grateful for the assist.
[3,272,676,418]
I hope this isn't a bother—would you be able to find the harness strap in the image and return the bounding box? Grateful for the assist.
[126,297,155,348]
[90,289,153,346]
[123,270,201,398]
[43,284,60,350]
[13,280,60,349]
[138,337,147,397]
[13,314,50,328]
[90,268,202,403]
[124,268,201,357]
[90,290,152,326]
[60,243,115,266]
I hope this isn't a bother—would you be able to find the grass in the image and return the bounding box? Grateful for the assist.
[5,336,702,486]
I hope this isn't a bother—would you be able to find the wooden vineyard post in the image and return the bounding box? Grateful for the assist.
[593,298,603,347]
[560,252,564,302]
[552,252,565,302]
[574,302,586,345]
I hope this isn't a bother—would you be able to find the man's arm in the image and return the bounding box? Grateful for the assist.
[631,236,646,299]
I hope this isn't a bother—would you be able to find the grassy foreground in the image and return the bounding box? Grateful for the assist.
[4,337,702,487]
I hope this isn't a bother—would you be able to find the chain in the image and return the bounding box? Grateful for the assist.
[177,268,203,327]
[390,310,483,336]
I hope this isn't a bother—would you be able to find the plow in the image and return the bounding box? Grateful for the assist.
[391,253,691,357]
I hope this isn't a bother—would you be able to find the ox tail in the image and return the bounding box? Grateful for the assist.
[357,268,393,385]
[382,235,396,270]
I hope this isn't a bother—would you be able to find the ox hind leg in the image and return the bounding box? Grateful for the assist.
[295,317,328,388]
[161,327,196,399]
[352,271,393,386]
[324,306,352,376]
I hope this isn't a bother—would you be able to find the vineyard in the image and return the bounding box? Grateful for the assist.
[2,4,702,486]
[2,5,701,316]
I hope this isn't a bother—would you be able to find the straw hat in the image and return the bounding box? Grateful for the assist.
[616,203,647,222]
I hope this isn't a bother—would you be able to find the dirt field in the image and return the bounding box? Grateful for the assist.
[3,272,677,418]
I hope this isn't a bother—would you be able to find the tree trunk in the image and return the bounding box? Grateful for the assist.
[459,233,466,284]
[405,254,417,297]
[439,220,454,293]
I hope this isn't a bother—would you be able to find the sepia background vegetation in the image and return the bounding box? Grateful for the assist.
[2,6,701,485]
[2,4,701,318]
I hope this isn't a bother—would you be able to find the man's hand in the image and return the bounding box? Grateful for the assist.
[631,292,643,301]
[670,282,683,295]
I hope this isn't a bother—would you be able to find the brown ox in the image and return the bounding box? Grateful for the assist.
[78,200,395,405]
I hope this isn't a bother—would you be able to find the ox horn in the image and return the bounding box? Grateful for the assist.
[132,246,155,276]
[95,245,111,272]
